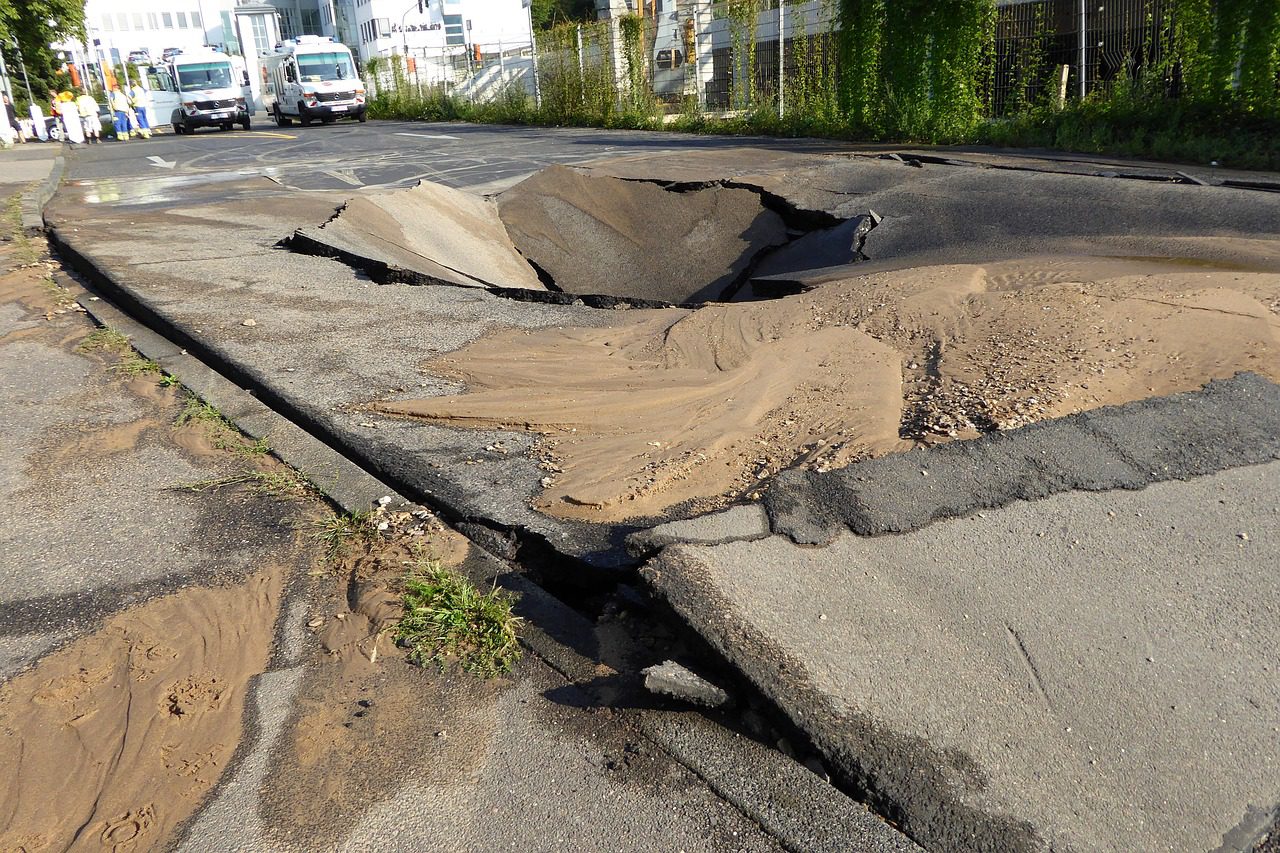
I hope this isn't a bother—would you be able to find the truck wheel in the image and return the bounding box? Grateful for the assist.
[274,106,291,127]
[357,112,367,123]
[298,103,312,127]
[241,116,251,131]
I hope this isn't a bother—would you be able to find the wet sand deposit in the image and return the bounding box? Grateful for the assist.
[377,256,1280,522]
[0,571,284,852]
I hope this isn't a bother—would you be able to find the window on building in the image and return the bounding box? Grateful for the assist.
[132,13,144,29]
[656,49,683,70]
[443,13,463,45]
[148,12,159,29]
[177,12,188,28]
[102,13,114,30]
[192,12,202,30]
[301,9,321,35]
[163,12,174,28]
[249,15,271,56]
[117,13,129,30]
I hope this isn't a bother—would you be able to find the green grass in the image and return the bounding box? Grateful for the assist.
[370,82,1280,172]
[174,394,272,456]
[77,327,167,377]
[975,96,1280,171]
[396,556,523,678]
[308,511,375,562]
[77,327,131,354]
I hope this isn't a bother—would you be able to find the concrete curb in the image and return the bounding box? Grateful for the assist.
[21,154,64,235]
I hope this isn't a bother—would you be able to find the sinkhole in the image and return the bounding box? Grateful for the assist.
[288,165,879,307]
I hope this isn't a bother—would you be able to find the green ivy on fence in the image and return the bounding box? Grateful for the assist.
[367,0,1279,169]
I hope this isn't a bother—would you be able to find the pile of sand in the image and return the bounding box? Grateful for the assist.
[375,256,1280,522]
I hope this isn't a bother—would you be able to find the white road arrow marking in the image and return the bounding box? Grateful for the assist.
[322,169,363,186]
[393,132,460,141]
[147,155,176,169]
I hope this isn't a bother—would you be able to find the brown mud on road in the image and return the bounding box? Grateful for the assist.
[0,191,324,852]
[377,256,1280,522]
[0,569,285,852]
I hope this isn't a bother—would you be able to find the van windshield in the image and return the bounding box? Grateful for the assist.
[176,62,234,89]
[298,52,355,82]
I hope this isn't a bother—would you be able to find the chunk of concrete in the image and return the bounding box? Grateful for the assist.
[646,462,1280,852]
[642,660,730,708]
[627,504,771,557]
[292,181,545,290]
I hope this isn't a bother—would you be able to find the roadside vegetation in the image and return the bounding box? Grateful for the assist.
[77,328,169,378]
[396,553,523,678]
[369,0,1280,170]
[174,394,272,456]
[309,511,376,563]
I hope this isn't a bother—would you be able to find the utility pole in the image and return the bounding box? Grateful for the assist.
[523,0,540,108]
[777,0,784,118]
[1078,0,1086,100]
[0,44,12,102]
[10,39,35,104]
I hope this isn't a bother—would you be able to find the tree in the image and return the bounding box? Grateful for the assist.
[531,0,596,30]
[0,0,86,107]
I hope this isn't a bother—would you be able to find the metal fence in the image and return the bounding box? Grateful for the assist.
[370,0,1193,119]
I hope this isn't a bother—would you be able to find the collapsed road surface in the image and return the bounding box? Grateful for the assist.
[38,121,1280,851]
[1,147,914,853]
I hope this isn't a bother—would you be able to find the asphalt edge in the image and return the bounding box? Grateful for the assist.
[21,153,64,235]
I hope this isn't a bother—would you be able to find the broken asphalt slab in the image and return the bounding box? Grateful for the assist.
[43,145,1280,571]
[763,372,1280,544]
[642,374,1280,852]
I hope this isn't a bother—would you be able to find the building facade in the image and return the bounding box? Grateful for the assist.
[346,0,533,63]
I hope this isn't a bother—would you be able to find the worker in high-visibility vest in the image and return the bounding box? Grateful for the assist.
[130,83,153,139]
[75,90,102,143]
[109,86,134,140]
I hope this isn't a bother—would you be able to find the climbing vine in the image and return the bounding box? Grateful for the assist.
[837,0,994,140]
[727,0,760,110]
[1173,0,1280,111]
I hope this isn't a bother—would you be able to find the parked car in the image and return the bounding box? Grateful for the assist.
[127,49,152,64]
[161,47,183,62]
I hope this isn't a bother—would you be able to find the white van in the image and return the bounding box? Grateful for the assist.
[263,36,366,127]
[149,48,252,134]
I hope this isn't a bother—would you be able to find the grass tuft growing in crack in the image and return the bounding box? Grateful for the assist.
[174,394,272,456]
[78,327,165,378]
[396,555,522,678]
[77,327,131,354]
[308,511,376,563]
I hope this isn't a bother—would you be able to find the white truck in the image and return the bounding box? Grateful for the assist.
[142,47,251,134]
[262,36,366,127]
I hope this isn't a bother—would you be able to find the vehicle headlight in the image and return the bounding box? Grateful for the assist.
[236,97,246,107]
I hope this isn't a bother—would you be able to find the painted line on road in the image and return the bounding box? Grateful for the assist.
[394,132,460,141]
